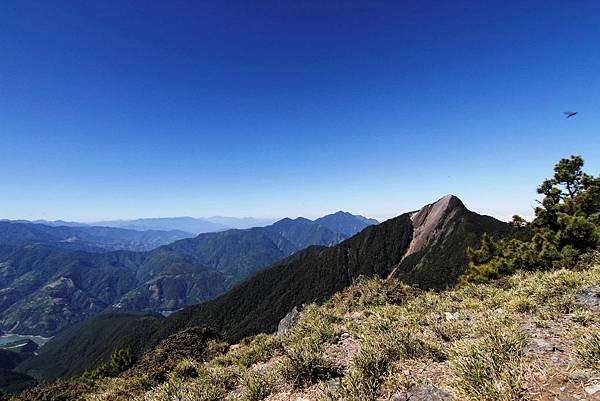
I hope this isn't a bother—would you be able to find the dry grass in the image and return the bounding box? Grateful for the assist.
[577,329,600,369]
[17,252,600,401]
[449,327,528,401]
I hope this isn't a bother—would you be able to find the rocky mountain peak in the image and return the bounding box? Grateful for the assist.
[403,195,466,260]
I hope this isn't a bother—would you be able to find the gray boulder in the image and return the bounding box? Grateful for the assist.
[576,285,600,311]
[277,306,302,338]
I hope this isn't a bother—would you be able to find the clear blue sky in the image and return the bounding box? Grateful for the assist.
[1,1,599,222]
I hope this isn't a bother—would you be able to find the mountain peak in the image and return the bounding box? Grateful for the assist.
[434,194,464,207]
[273,217,312,226]
[314,211,378,237]
[401,195,467,262]
[331,210,352,216]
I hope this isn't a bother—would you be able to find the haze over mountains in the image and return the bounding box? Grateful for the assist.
[22,216,279,234]
[0,221,192,252]
[0,211,377,337]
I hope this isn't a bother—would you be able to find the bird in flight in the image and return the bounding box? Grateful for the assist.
[564,111,578,119]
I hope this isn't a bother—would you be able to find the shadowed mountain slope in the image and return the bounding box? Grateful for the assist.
[18,313,163,382]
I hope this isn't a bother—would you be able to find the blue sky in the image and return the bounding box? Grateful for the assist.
[1,1,599,222]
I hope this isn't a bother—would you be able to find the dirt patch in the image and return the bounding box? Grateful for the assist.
[324,332,360,370]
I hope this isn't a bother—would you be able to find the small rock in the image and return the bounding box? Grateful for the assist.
[444,312,459,321]
[576,286,600,310]
[529,338,555,352]
[339,332,351,341]
[585,384,600,395]
[391,384,453,401]
[568,370,590,382]
[402,369,410,376]
[326,377,341,392]
[277,306,302,338]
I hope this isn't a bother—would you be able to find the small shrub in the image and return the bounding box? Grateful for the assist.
[571,310,592,326]
[143,365,234,401]
[342,345,389,401]
[577,330,600,369]
[218,334,281,368]
[329,276,413,314]
[507,294,536,313]
[82,348,135,380]
[279,339,339,387]
[241,371,273,401]
[170,359,199,380]
[450,328,527,401]
[285,305,340,346]
[204,339,229,360]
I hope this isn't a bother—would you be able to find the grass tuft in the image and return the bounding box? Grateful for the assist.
[278,339,339,387]
[577,330,600,369]
[216,333,281,368]
[450,327,527,401]
[241,371,273,401]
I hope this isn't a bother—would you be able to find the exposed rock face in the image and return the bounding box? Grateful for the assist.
[277,306,302,338]
[390,195,510,288]
[403,194,456,260]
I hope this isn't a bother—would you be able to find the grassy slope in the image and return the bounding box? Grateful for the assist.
[13,252,600,401]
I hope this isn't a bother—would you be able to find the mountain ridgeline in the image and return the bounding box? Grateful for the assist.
[18,195,510,381]
[152,195,510,342]
[0,212,376,336]
[89,216,278,234]
[0,221,193,252]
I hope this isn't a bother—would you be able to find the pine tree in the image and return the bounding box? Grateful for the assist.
[463,155,599,283]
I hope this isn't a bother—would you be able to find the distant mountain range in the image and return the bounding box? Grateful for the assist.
[0,212,377,337]
[16,195,511,382]
[25,216,280,234]
[15,214,370,235]
[89,217,229,234]
[0,221,193,252]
